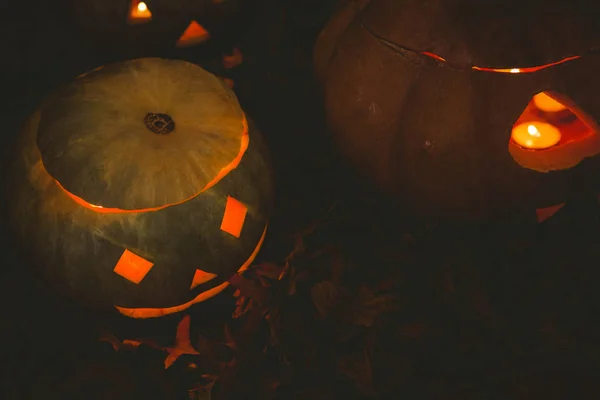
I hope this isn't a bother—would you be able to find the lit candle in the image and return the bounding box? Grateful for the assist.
[511,122,561,150]
[128,1,152,24]
[533,92,567,113]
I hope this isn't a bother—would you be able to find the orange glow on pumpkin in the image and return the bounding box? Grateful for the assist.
[176,21,211,47]
[52,116,249,214]
[115,224,268,318]
[190,269,217,289]
[113,249,155,284]
[220,196,248,238]
[511,123,561,150]
[533,92,568,113]
[421,52,580,73]
[508,91,600,172]
[510,91,595,151]
[421,51,447,62]
[128,0,152,24]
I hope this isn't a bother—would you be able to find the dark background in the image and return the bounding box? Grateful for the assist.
[2,0,600,398]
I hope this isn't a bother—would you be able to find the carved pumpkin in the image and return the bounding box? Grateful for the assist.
[315,0,600,219]
[67,0,256,58]
[6,58,274,319]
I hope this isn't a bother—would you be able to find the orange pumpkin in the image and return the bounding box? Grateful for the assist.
[315,0,600,220]
[5,58,274,318]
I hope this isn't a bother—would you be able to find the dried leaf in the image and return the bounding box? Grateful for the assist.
[222,48,243,68]
[232,295,253,319]
[310,281,339,317]
[228,273,270,307]
[223,78,234,88]
[223,325,238,351]
[287,269,308,295]
[252,262,285,281]
[338,348,375,396]
[330,249,345,285]
[347,286,400,327]
[265,311,281,347]
[398,322,428,339]
[441,264,456,295]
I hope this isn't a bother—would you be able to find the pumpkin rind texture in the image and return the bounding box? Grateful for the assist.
[6,58,274,318]
[315,0,600,218]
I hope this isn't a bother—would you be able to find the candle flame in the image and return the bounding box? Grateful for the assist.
[128,0,152,23]
[527,124,541,137]
[511,122,561,150]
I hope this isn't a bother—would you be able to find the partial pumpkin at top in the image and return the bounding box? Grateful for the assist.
[315,0,600,219]
[67,0,257,56]
[5,58,274,319]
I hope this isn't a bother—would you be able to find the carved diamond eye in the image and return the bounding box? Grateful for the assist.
[113,249,154,284]
[220,196,248,238]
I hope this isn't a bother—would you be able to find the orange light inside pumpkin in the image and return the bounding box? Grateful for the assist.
[113,249,155,284]
[128,0,152,24]
[511,122,561,150]
[115,224,267,318]
[533,92,568,113]
[421,52,580,73]
[176,21,211,47]
[51,116,249,214]
[508,91,600,172]
[190,269,217,289]
[220,196,248,238]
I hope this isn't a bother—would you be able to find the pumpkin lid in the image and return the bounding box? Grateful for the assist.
[36,58,248,211]
[360,0,600,70]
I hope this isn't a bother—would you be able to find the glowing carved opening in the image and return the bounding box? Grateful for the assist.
[421,52,580,73]
[176,21,211,47]
[128,0,152,24]
[114,249,154,284]
[220,196,248,238]
[536,203,565,223]
[190,269,217,290]
[508,91,600,172]
[115,224,267,318]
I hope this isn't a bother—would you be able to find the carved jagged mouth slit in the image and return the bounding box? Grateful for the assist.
[421,52,580,73]
[360,21,582,73]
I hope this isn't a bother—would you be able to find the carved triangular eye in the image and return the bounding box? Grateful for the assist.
[509,91,600,172]
[176,21,211,47]
[190,269,217,290]
[128,0,152,25]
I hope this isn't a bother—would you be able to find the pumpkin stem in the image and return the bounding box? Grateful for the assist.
[144,113,175,135]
